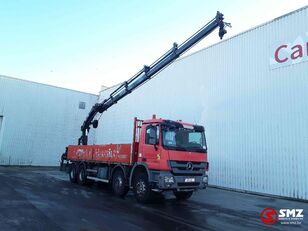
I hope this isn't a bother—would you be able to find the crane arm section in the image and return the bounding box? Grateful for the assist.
[79,11,230,145]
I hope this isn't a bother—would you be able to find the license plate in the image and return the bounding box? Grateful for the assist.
[184,178,195,183]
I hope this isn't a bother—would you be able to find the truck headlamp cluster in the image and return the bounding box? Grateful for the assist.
[164,176,175,183]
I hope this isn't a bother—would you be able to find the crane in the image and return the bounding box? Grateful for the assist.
[78,11,230,145]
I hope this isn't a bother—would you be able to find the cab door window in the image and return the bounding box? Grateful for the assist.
[145,126,159,145]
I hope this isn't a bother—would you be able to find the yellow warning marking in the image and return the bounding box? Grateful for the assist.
[157,153,161,160]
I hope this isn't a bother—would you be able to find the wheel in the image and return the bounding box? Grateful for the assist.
[69,164,77,183]
[60,153,67,171]
[77,164,88,186]
[133,172,153,203]
[173,190,193,200]
[112,170,129,197]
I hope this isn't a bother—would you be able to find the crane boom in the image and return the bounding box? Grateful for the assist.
[79,11,230,145]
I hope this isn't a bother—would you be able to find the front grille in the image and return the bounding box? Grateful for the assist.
[169,161,207,176]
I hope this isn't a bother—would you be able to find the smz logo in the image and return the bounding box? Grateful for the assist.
[279,209,304,225]
[260,208,278,225]
[279,209,304,218]
[260,208,304,225]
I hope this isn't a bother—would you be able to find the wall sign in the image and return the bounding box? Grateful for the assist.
[270,33,308,69]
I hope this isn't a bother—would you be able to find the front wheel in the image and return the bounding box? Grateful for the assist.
[133,173,153,203]
[173,190,193,200]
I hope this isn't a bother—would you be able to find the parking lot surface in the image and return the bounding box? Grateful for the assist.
[0,166,307,231]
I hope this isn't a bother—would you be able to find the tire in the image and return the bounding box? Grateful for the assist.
[133,172,153,203]
[69,164,77,183]
[77,164,88,186]
[112,170,129,197]
[173,190,193,200]
[59,160,64,172]
[60,153,68,172]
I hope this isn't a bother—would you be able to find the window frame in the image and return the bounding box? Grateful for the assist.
[145,125,159,145]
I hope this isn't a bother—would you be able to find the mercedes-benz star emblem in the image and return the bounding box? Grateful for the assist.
[186,162,193,170]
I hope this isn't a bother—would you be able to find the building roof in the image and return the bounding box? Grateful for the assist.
[0,75,98,96]
[177,5,308,61]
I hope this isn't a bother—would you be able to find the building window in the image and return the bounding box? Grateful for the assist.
[79,101,86,109]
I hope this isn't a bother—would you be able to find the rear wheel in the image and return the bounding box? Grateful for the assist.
[59,153,66,171]
[133,173,153,203]
[112,170,128,197]
[77,164,88,185]
[69,164,77,183]
[173,190,193,200]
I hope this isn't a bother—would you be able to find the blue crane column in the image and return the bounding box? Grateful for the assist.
[79,11,230,145]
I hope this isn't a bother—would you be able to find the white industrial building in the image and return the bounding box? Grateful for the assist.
[95,6,308,200]
[0,6,307,200]
[0,76,97,166]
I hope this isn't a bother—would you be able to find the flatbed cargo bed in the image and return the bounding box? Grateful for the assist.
[67,144,133,164]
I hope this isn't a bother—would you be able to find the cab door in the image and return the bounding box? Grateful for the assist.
[141,125,161,169]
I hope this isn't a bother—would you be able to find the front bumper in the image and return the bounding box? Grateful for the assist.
[150,171,208,191]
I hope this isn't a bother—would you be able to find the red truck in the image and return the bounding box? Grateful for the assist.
[67,116,208,202]
[61,12,229,202]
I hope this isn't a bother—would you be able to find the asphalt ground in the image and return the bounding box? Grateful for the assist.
[0,166,307,231]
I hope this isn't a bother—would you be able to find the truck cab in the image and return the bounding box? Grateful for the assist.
[131,115,209,202]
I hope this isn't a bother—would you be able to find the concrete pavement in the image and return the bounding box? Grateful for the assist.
[0,167,307,231]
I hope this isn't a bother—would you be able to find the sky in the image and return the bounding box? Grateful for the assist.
[1,0,307,94]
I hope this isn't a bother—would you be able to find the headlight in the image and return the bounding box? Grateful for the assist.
[202,176,208,183]
[164,176,174,183]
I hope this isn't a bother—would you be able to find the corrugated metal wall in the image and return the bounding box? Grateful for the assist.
[0,76,97,166]
[95,7,308,200]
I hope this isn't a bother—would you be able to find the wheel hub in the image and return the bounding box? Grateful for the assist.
[79,171,83,181]
[115,177,123,188]
[136,181,146,194]
[70,169,74,178]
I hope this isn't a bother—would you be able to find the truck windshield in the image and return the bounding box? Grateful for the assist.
[162,127,207,153]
